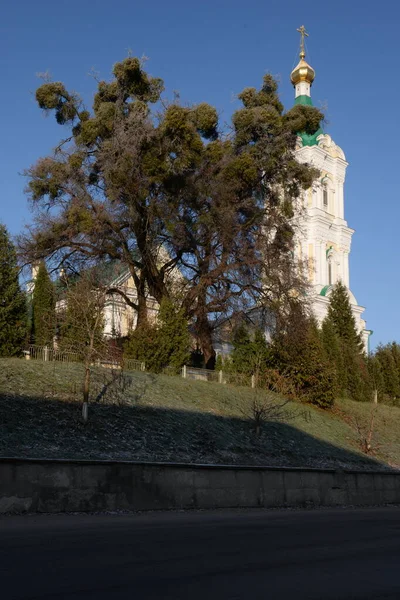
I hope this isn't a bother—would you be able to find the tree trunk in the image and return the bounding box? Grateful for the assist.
[135,274,148,329]
[82,365,90,423]
[195,311,216,370]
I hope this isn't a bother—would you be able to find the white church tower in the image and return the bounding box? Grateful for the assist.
[291,26,371,351]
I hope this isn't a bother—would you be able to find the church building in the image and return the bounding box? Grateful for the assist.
[291,27,371,351]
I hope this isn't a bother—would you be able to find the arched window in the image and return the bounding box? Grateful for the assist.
[326,247,334,285]
[323,184,328,208]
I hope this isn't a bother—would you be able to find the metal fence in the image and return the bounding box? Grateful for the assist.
[25,346,146,373]
[182,366,222,384]
[26,345,80,363]
[124,358,146,372]
[25,346,252,387]
[181,365,254,387]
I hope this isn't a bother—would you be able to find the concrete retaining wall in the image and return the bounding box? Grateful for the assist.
[1,458,400,514]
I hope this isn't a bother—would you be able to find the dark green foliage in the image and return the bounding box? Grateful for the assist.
[191,103,218,140]
[125,299,190,373]
[374,344,400,401]
[321,316,343,394]
[189,347,205,369]
[367,354,385,401]
[321,316,340,363]
[124,323,157,370]
[0,224,27,356]
[154,299,191,373]
[35,82,78,125]
[230,326,270,376]
[214,354,223,371]
[31,262,56,346]
[112,57,164,103]
[389,342,400,388]
[272,309,336,409]
[326,282,363,351]
[325,282,368,401]
[230,325,251,373]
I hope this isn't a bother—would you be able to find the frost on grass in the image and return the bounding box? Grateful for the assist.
[0,358,397,470]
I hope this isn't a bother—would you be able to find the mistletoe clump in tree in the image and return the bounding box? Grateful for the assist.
[21,58,323,368]
[0,224,27,356]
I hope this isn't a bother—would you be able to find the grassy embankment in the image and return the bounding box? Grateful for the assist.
[0,358,399,470]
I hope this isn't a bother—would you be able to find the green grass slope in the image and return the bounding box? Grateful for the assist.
[0,358,399,470]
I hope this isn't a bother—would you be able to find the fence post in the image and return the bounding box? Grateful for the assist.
[219,370,223,384]
[251,374,255,389]
[44,346,49,362]
[182,365,187,379]
[141,362,145,372]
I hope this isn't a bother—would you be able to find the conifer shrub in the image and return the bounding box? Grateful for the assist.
[271,307,336,409]
[124,299,190,373]
[373,343,400,405]
[229,326,270,376]
[324,282,370,402]
[0,224,27,356]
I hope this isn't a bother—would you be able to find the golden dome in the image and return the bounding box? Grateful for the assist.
[291,26,315,86]
[290,55,315,86]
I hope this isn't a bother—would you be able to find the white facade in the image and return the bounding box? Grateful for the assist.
[292,70,370,350]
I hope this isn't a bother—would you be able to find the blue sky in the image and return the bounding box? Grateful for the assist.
[0,0,397,348]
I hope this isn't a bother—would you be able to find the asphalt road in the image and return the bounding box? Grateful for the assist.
[1,507,400,599]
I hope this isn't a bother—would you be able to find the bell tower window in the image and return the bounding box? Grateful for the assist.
[323,185,328,209]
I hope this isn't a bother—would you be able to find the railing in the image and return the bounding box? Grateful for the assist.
[182,365,222,383]
[27,345,80,363]
[181,365,254,387]
[25,346,254,388]
[124,358,146,372]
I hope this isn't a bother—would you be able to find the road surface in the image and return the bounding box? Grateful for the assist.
[1,507,400,599]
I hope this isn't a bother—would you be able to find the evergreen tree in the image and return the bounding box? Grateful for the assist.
[321,316,342,393]
[326,282,363,350]
[230,325,253,374]
[31,262,56,346]
[215,354,223,371]
[375,345,400,400]
[155,299,191,373]
[325,281,368,401]
[124,322,158,370]
[367,354,385,402]
[389,342,400,387]
[124,299,190,373]
[303,319,337,408]
[0,224,27,356]
[230,326,270,376]
[273,311,336,408]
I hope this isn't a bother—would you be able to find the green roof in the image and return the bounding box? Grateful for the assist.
[295,95,313,107]
[294,95,323,147]
[320,285,331,297]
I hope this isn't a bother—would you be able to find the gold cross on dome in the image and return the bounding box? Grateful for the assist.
[297,25,309,58]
